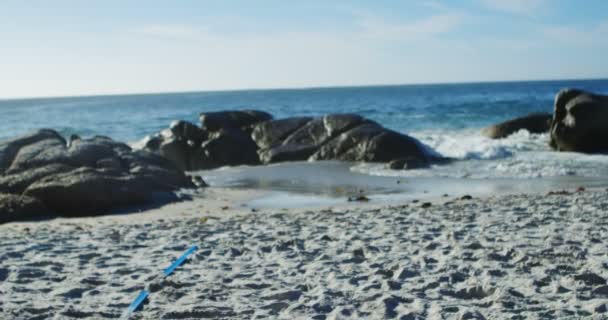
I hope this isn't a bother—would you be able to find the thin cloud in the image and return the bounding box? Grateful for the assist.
[357,12,467,41]
[480,0,546,15]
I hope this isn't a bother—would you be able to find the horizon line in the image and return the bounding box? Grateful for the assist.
[1,76,607,102]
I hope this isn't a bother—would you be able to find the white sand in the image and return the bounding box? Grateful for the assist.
[1,188,608,319]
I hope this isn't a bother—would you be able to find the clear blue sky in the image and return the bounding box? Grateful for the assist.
[1,0,607,98]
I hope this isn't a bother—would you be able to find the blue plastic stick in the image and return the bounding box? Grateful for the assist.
[122,245,198,318]
[123,290,149,319]
[163,245,198,277]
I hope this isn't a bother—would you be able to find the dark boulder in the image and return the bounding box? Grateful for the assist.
[257,114,373,163]
[482,113,552,139]
[145,111,434,171]
[311,123,428,163]
[0,193,51,224]
[282,114,368,147]
[258,144,319,164]
[200,110,272,132]
[0,129,65,173]
[252,117,312,149]
[140,120,211,171]
[201,129,260,167]
[550,88,608,153]
[0,164,74,194]
[23,167,151,215]
[0,129,195,221]
[142,116,266,171]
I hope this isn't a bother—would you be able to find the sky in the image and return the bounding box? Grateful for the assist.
[1,0,607,99]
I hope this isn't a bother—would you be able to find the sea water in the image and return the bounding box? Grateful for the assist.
[2,79,608,196]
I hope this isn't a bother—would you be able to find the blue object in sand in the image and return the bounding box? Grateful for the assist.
[163,245,198,277]
[123,245,198,318]
[125,290,149,317]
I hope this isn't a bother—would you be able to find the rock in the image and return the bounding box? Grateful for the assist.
[550,88,608,152]
[253,114,369,163]
[258,144,319,164]
[251,117,312,149]
[169,120,208,145]
[191,176,207,188]
[310,123,429,163]
[482,113,552,139]
[293,115,369,157]
[139,121,212,171]
[3,131,67,174]
[0,193,51,223]
[24,167,147,215]
[257,114,372,163]
[146,111,434,171]
[142,120,260,171]
[199,110,272,132]
[201,129,260,167]
[387,157,429,170]
[348,195,370,202]
[0,129,65,173]
[0,130,195,220]
[0,164,74,194]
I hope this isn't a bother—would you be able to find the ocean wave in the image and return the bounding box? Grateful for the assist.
[412,128,551,160]
[354,129,608,179]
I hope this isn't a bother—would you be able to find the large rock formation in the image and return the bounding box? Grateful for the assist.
[0,129,194,222]
[140,110,271,171]
[142,110,436,171]
[550,89,608,153]
[482,113,552,139]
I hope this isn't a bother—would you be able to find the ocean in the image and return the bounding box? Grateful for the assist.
[2,79,608,199]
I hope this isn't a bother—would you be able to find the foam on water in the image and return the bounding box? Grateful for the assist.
[353,129,608,179]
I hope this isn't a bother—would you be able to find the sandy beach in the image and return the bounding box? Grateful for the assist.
[2,187,608,319]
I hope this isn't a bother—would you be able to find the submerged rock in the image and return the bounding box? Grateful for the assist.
[550,88,608,153]
[0,129,195,221]
[482,113,552,139]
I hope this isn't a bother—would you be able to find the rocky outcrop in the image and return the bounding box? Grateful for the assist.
[200,110,272,132]
[550,89,608,153]
[0,193,51,224]
[0,129,195,221]
[140,110,272,171]
[482,113,552,139]
[143,111,436,171]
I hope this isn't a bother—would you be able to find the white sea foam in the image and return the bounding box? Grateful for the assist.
[353,129,608,179]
